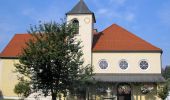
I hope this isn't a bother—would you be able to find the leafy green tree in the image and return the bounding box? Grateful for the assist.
[164,66,170,79]
[167,78,170,89]
[14,78,31,99]
[15,21,93,100]
[158,83,169,100]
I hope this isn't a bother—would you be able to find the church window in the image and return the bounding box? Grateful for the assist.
[99,59,108,69]
[72,19,79,34]
[119,59,128,70]
[139,60,149,70]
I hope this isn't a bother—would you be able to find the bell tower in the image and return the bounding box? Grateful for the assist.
[66,0,96,66]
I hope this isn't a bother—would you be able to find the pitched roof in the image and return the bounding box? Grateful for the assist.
[0,34,33,58]
[93,24,162,52]
[0,24,162,58]
[66,0,93,14]
[66,0,96,23]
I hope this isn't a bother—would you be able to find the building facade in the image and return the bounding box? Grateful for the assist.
[0,0,165,100]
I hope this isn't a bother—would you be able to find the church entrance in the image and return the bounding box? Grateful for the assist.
[117,83,131,100]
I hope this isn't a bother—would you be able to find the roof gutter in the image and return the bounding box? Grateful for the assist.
[92,50,163,53]
[0,56,18,59]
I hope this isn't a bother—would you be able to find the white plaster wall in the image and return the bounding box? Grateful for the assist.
[67,14,93,66]
[0,59,2,89]
[92,52,162,74]
[1,59,19,97]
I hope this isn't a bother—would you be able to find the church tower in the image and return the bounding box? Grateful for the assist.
[66,0,96,66]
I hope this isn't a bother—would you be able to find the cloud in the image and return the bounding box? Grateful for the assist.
[94,0,135,23]
[96,8,135,22]
[158,9,170,25]
[22,8,35,17]
[109,0,126,5]
[157,1,170,26]
[22,6,63,23]
[97,8,108,15]
[91,0,103,8]
[0,22,16,33]
[124,12,135,22]
[91,0,126,9]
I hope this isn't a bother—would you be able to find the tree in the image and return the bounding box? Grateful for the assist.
[164,66,170,79]
[14,78,31,99]
[15,21,93,100]
[158,83,169,100]
[0,90,3,100]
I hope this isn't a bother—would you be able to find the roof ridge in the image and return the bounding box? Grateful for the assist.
[101,23,118,32]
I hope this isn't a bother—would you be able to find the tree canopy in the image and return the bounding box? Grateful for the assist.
[15,21,93,100]
[158,83,169,100]
[14,78,31,99]
[164,66,170,79]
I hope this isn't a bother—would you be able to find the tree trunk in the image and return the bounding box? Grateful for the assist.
[52,93,57,100]
[86,87,89,100]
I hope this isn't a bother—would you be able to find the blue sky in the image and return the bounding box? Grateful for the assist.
[0,0,170,67]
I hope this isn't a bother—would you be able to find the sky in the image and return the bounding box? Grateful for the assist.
[0,0,170,67]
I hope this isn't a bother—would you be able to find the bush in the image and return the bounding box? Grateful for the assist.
[158,83,169,100]
[14,79,31,99]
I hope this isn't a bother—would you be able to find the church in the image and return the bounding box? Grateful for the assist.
[0,0,165,100]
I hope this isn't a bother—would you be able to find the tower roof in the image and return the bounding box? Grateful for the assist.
[67,0,93,14]
[66,0,96,22]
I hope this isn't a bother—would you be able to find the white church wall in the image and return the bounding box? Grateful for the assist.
[67,14,93,66]
[0,59,2,90]
[0,59,19,98]
[92,52,162,74]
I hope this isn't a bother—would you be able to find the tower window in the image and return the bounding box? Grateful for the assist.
[72,19,79,34]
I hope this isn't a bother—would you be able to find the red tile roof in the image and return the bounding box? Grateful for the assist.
[0,24,162,58]
[93,24,162,52]
[0,34,33,58]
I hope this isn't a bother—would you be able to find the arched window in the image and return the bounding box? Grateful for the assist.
[72,19,79,34]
